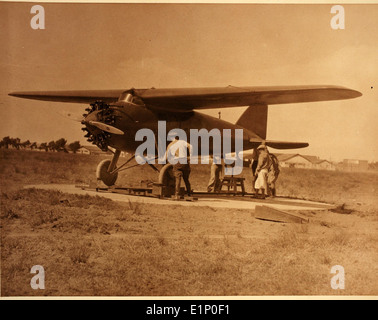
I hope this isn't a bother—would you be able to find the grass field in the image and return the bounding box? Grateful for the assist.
[1,149,377,296]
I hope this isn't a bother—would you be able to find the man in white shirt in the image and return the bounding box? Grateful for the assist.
[166,136,193,198]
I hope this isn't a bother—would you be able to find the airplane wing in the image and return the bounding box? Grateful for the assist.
[8,90,124,104]
[136,85,361,111]
[9,85,361,111]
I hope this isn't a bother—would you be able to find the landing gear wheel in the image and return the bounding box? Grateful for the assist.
[96,159,118,186]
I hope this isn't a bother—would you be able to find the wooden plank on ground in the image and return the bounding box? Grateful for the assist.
[254,205,309,223]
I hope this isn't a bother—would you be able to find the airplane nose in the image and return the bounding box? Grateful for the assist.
[81,107,112,151]
[82,109,124,135]
[81,101,126,151]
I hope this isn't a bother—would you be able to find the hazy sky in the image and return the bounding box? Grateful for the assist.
[1,2,377,161]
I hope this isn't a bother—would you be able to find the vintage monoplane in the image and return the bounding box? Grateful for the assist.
[9,85,361,186]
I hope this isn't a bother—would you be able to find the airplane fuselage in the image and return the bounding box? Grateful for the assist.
[83,100,258,155]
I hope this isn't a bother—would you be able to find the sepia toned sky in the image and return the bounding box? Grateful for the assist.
[1,2,377,161]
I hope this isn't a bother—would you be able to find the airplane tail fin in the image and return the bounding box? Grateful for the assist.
[235,104,268,139]
[236,104,308,149]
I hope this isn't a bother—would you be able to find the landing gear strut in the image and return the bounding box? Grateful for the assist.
[96,150,121,186]
[96,149,162,187]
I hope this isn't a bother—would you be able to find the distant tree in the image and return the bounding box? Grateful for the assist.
[20,140,31,149]
[11,138,21,150]
[48,141,56,152]
[68,141,81,153]
[55,138,67,152]
[39,142,48,152]
[30,142,38,150]
[2,136,11,149]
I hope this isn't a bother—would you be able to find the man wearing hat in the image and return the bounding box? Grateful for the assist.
[254,142,271,199]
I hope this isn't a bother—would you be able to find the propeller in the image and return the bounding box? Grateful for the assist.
[58,101,123,151]
[88,121,124,135]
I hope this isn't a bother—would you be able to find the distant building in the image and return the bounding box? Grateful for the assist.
[316,159,336,171]
[340,159,369,172]
[276,154,315,169]
[77,145,110,155]
[77,147,91,155]
[275,154,336,171]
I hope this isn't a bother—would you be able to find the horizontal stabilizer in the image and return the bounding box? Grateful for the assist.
[250,138,309,149]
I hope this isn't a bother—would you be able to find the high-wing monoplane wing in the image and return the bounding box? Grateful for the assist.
[8,90,124,104]
[136,85,361,111]
[9,85,361,111]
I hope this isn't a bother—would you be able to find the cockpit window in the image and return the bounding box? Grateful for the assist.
[118,92,144,105]
[119,92,134,103]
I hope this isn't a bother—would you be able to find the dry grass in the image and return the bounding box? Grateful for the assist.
[1,149,377,296]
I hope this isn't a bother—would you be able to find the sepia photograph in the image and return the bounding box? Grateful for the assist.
[1,0,377,302]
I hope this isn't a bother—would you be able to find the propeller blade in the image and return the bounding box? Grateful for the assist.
[88,121,124,135]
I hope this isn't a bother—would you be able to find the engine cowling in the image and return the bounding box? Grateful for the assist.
[81,101,117,151]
